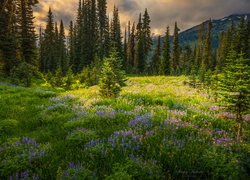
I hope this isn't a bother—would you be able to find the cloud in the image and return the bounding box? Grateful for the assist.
[33,0,250,35]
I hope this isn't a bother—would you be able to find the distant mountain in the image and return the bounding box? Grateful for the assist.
[153,14,250,50]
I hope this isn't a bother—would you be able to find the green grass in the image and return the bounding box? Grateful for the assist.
[0,76,249,179]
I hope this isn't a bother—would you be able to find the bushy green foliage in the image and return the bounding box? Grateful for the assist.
[218,51,250,141]
[79,66,99,87]
[99,50,126,98]
[10,62,37,87]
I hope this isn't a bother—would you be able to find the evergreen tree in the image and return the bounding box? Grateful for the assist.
[0,0,18,75]
[97,0,109,59]
[110,6,123,60]
[74,0,83,72]
[142,8,152,65]
[161,26,171,75]
[128,22,136,72]
[202,19,213,71]
[99,49,126,98]
[235,17,248,55]
[196,22,206,71]
[42,8,56,72]
[135,13,144,73]
[68,21,76,72]
[59,20,67,74]
[172,22,180,75]
[124,27,127,69]
[219,51,250,142]
[151,36,161,75]
[16,0,37,66]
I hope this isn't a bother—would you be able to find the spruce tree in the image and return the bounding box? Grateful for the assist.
[124,27,128,69]
[142,8,152,65]
[16,0,37,66]
[128,22,136,72]
[59,20,67,74]
[68,21,76,72]
[219,51,250,142]
[202,19,213,71]
[110,6,123,60]
[99,49,126,98]
[161,26,171,75]
[172,22,180,75]
[135,13,144,73]
[42,8,56,72]
[151,36,161,75]
[0,0,18,75]
[97,0,109,59]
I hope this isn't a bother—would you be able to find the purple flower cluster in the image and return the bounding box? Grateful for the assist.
[47,103,68,111]
[84,139,103,149]
[169,110,187,117]
[128,114,152,129]
[49,94,76,103]
[96,110,116,118]
[1,138,47,168]
[108,130,141,152]
[209,105,223,111]
[9,170,39,180]
[213,137,233,146]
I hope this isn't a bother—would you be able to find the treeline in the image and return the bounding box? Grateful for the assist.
[0,0,249,87]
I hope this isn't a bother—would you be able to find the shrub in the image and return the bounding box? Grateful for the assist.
[99,49,126,98]
[10,62,36,87]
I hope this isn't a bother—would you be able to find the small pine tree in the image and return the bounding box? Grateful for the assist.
[219,50,250,142]
[99,49,126,98]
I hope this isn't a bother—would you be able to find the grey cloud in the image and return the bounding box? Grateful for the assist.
[34,0,250,35]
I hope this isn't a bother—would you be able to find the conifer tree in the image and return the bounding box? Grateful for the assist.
[202,19,213,71]
[124,27,127,69]
[142,8,152,64]
[135,13,144,73]
[152,36,161,75]
[128,22,136,72]
[172,22,180,75]
[68,21,76,72]
[110,6,123,60]
[99,49,126,98]
[161,26,171,75]
[59,20,67,74]
[97,0,109,59]
[219,50,250,142]
[0,0,18,75]
[16,0,37,66]
[42,8,56,72]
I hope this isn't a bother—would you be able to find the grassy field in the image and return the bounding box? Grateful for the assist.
[0,76,249,179]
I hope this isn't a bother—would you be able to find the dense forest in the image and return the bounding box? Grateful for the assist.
[0,0,250,179]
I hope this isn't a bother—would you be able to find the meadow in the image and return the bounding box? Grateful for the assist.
[0,76,249,179]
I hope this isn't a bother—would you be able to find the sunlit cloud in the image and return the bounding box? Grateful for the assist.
[33,0,250,35]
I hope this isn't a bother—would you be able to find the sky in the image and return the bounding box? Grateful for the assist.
[33,0,250,35]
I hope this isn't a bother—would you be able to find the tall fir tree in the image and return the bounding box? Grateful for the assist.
[151,35,161,75]
[142,8,152,65]
[59,20,67,74]
[219,50,250,142]
[135,13,144,73]
[172,21,180,75]
[16,0,37,66]
[41,8,56,72]
[161,26,171,75]
[0,0,18,75]
[97,0,109,59]
[110,6,123,60]
[202,19,213,71]
[68,21,76,71]
[124,27,127,69]
[128,22,136,72]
